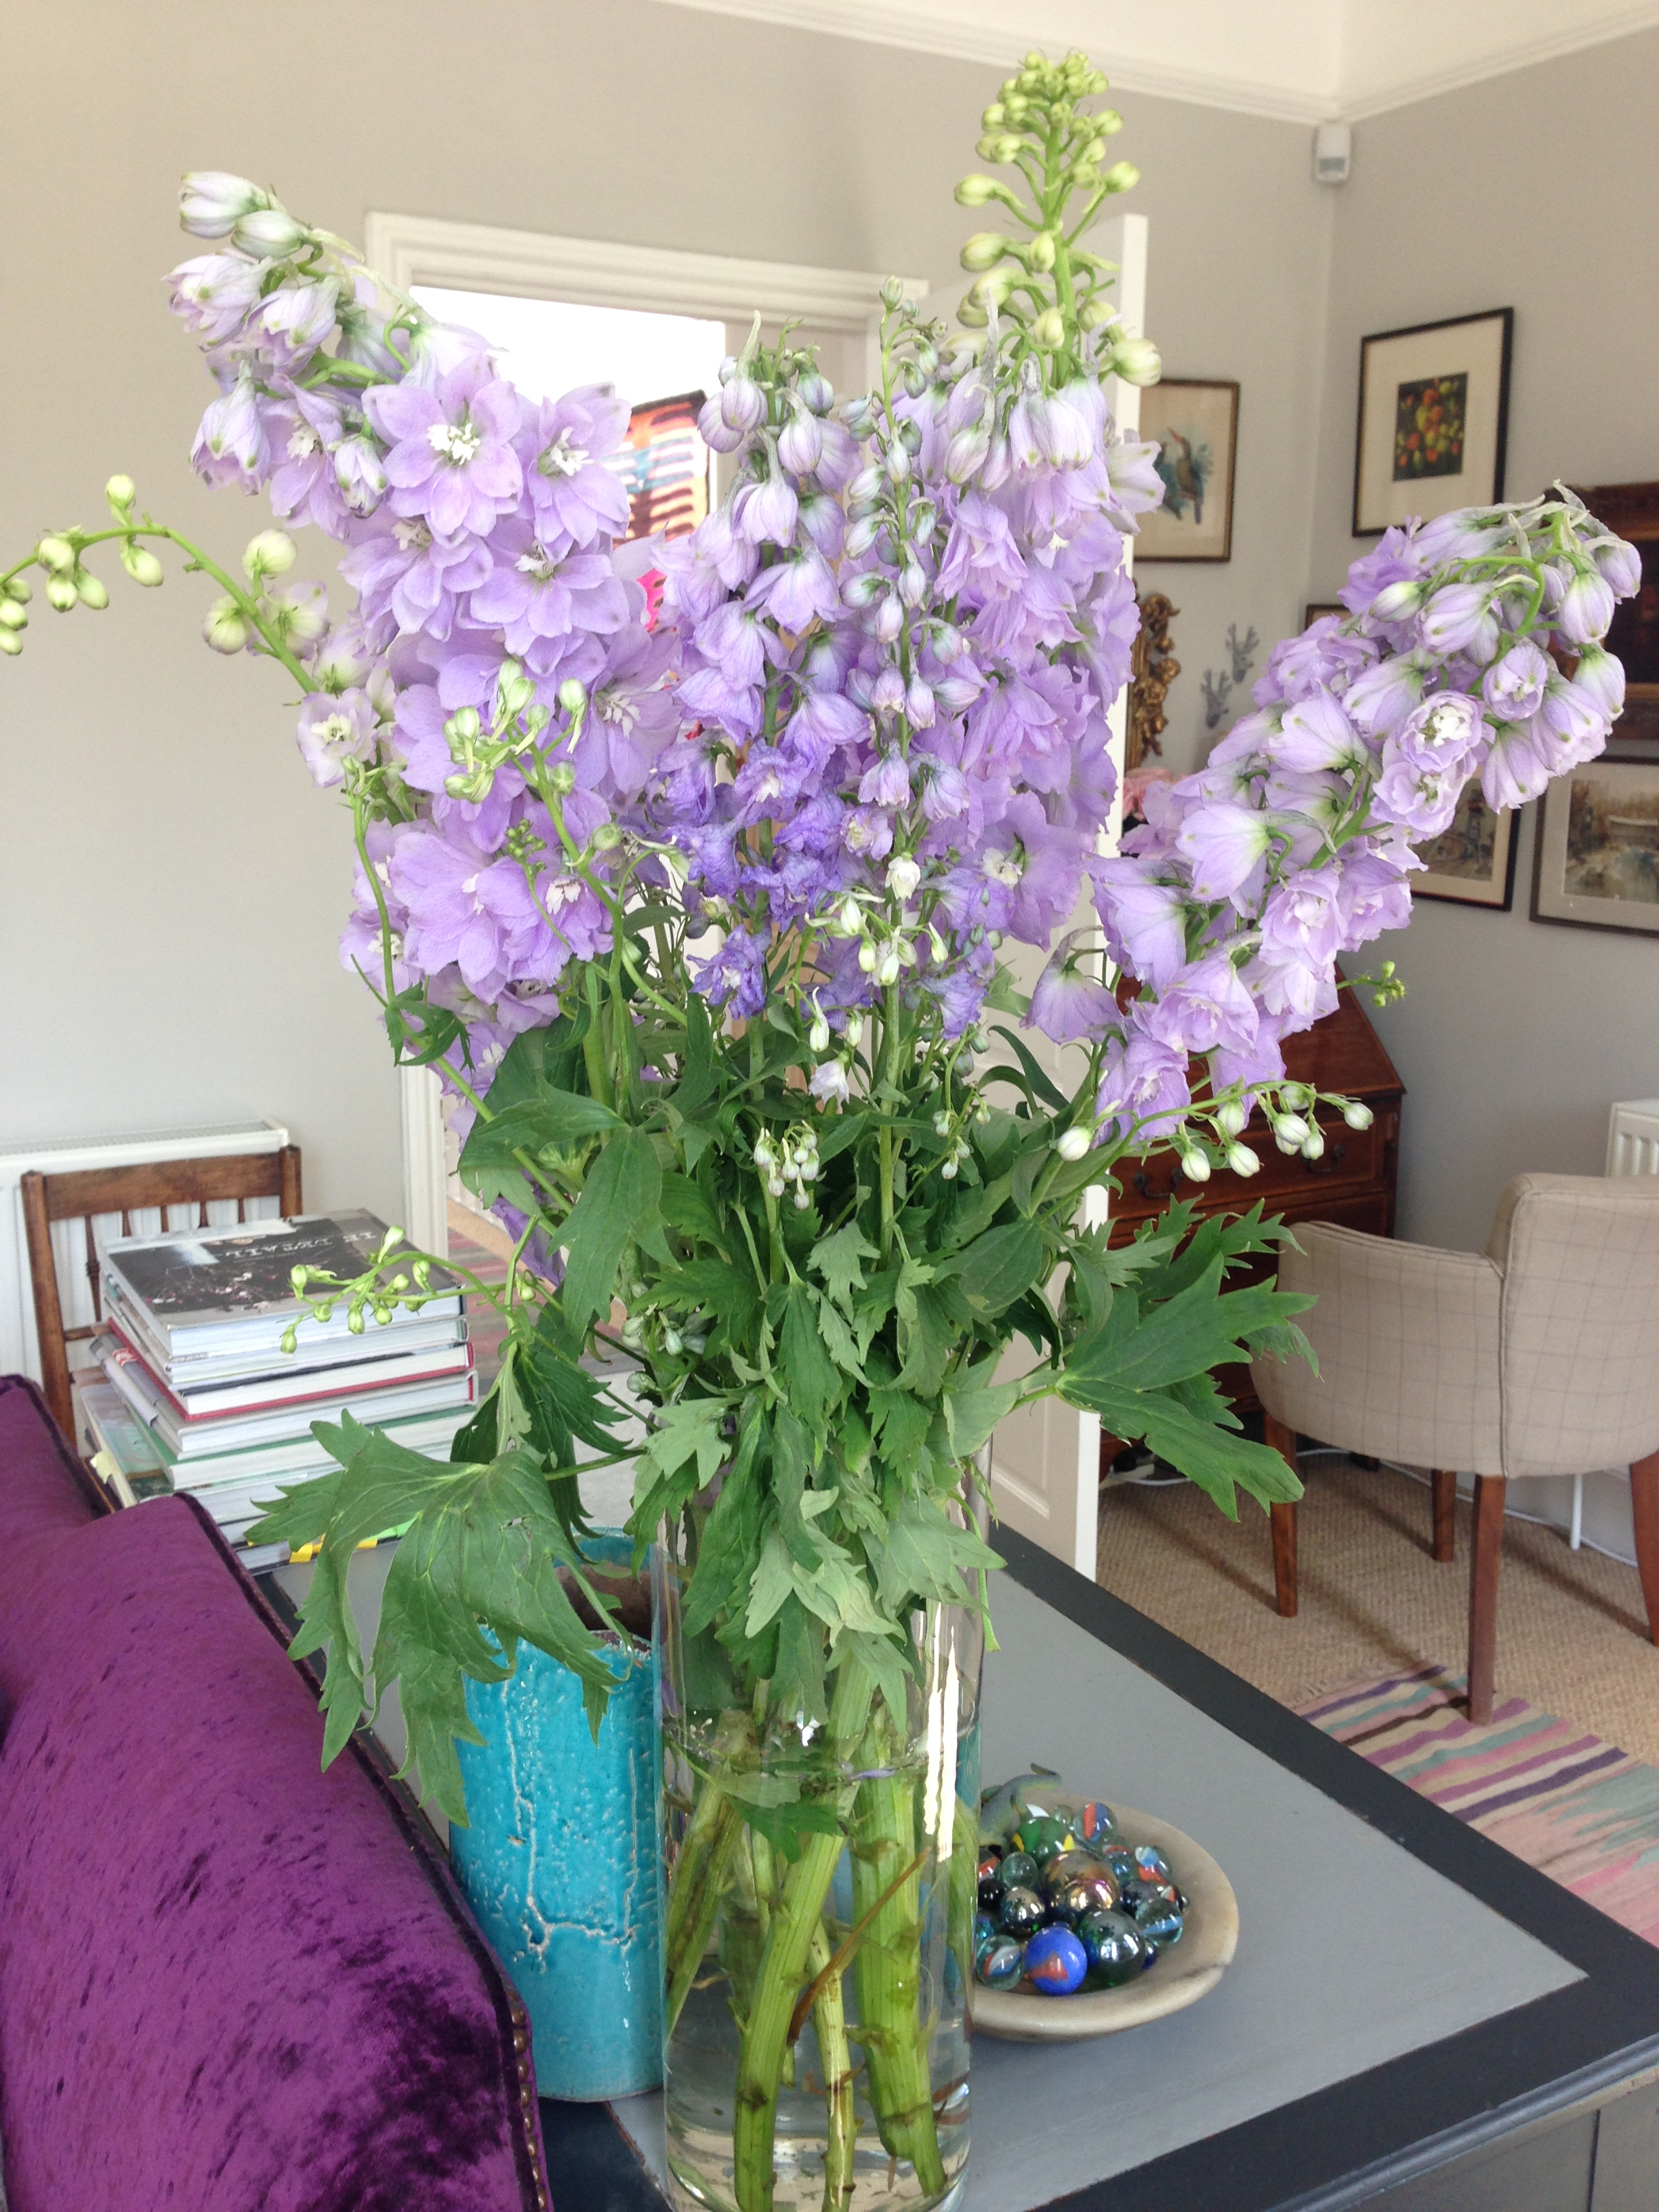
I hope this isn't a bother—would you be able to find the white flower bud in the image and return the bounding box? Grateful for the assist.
[37,535,76,575]
[808,1012,830,1052]
[1273,1113,1311,1149]
[886,854,922,902]
[1300,1128,1326,1162]
[232,207,310,258]
[104,474,136,510]
[857,939,879,974]
[45,575,79,612]
[1105,335,1162,387]
[1054,1126,1090,1163]
[877,947,902,986]
[1179,1147,1212,1184]
[844,1010,864,1049]
[0,599,26,632]
[960,231,1011,272]
[243,529,298,582]
[1343,1101,1374,1132]
[76,572,108,611]
[203,595,249,653]
[120,542,165,588]
[1214,1100,1248,1139]
[1225,1143,1261,1177]
[179,170,269,239]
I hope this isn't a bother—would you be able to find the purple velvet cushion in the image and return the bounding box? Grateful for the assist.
[0,1376,550,2212]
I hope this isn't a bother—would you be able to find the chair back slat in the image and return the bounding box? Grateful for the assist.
[20,1146,304,1439]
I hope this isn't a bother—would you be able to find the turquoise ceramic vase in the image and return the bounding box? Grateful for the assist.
[451,1536,661,2101]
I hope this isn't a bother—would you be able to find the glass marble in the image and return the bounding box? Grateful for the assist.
[1076,1907,1151,1988]
[1101,1847,1139,1888]
[1047,1870,1120,1927]
[1133,1844,1174,1885]
[999,1883,1046,1938]
[1039,1849,1105,1899]
[1078,1801,1118,1849]
[1012,1815,1081,1868]
[996,1849,1040,1892]
[1130,1892,1185,1946]
[973,1933,1026,1989]
[975,1910,998,1950]
[1023,1925,1088,1996]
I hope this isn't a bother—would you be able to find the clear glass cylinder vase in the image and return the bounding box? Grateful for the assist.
[653,1515,983,2212]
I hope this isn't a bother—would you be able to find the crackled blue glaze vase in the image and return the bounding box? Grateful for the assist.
[451,1536,661,2101]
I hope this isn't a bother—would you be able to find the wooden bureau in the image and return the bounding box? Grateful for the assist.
[1107,981,1404,1420]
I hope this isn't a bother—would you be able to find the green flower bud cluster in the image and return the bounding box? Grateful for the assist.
[954,49,1143,384]
[278,1227,433,1354]
[0,476,178,655]
[442,655,556,802]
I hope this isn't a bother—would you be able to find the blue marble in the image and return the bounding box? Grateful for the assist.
[451,1536,661,2101]
[1023,1925,1088,1995]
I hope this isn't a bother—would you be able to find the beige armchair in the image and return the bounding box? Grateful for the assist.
[1252,1173,1659,1723]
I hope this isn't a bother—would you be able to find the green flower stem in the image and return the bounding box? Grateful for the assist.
[849,1719,945,2196]
[804,1919,856,2212]
[664,1715,754,2036]
[732,1660,875,2212]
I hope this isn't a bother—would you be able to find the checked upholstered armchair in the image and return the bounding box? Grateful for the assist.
[1250,1173,1659,1724]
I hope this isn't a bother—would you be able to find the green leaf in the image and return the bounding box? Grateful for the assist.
[809,1221,880,1313]
[813,1290,867,1378]
[939,1218,1046,1315]
[1061,1378,1304,1520]
[895,1281,965,1398]
[943,1376,1022,1460]
[781,1279,842,1432]
[560,1126,662,1328]
[659,1172,728,1254]
[988,1025,1068,1113]
[642,1396,731,1487]
[872,1495,1002,1615]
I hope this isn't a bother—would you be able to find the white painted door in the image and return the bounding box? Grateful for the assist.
[987,213,1147,1578]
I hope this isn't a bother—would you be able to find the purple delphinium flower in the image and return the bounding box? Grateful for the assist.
[367,356,524,539]
[1025,930,1118,1044]
[518,387,632,548]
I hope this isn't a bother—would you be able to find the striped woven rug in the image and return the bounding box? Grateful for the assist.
[1297,1663,1659,1946]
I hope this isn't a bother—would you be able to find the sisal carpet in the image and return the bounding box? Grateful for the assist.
[1298,1665,1659,1946]
[1097,1455,1659,1769]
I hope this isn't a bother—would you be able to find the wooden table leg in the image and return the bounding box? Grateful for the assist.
[1263,1413,1300,1618]
[1467,1475,1506,1725]
[1431,1470,1457,1564]
[1631,1451,1659,1647]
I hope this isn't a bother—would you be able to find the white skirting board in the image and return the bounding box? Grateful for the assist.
[0,1120,291,1384]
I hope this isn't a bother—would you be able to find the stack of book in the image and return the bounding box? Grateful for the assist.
[71,1210,475,1569]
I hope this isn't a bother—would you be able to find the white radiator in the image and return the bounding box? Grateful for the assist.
[0,1120,290,1382]
[1608,1099,1659,1179]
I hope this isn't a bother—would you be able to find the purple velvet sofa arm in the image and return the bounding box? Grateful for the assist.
[0,1374,553,2212]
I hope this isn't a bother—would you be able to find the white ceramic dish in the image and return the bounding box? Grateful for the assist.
[970,1805,1238,2041]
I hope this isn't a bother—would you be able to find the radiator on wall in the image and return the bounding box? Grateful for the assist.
[0,1120,291,1383]
[1607,1099,1659,1179]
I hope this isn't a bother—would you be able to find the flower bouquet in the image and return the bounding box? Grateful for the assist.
[3,46,1635,2212]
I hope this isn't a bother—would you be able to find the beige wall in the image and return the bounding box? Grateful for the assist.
[1305,32,1659,1250]
[1,0,1326,1217]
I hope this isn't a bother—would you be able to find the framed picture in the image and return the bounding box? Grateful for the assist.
[1412,786,1519,909]
[1304,601,1345,627]
[1138,380,1239,562]
[1353,308,1513,536]
[1531,753,1659,937]
[1568,480,1659,741]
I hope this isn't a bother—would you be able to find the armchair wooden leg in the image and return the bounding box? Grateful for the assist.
[1263,1413,1300,1618]
[1431,1470,1458,1564]
[1631,1452,1659,1647]
[1468,1475,1507,1725]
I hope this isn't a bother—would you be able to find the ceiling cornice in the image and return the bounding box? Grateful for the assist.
[656,0,1659,126]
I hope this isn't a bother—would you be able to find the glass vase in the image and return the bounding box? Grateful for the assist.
[653,1515,982,2212]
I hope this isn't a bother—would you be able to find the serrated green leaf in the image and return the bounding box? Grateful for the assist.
[560,1126,662,1328]
[939,1217,1046,1315]
[809,1221,880,1313]
[1059,1378,1304,1520]
[814,1289,867,1378]
[641,1396,730,1488]
[781,1279,841,1432]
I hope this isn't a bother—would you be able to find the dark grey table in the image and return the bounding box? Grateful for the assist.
[538,1528,1659,2212]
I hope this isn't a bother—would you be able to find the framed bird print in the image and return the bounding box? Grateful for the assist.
[1136,379,1239,562]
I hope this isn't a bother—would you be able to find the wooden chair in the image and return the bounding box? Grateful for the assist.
[22,1147,303,1435]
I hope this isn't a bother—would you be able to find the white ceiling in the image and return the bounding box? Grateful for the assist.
[659,0,1659,123]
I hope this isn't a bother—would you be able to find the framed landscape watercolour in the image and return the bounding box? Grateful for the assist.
[1353,308,1513,536]
[1569,480,1659,741]
[1412,785,1519,909]
[1138,379,1239,562]
[1532,754,1659,937]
